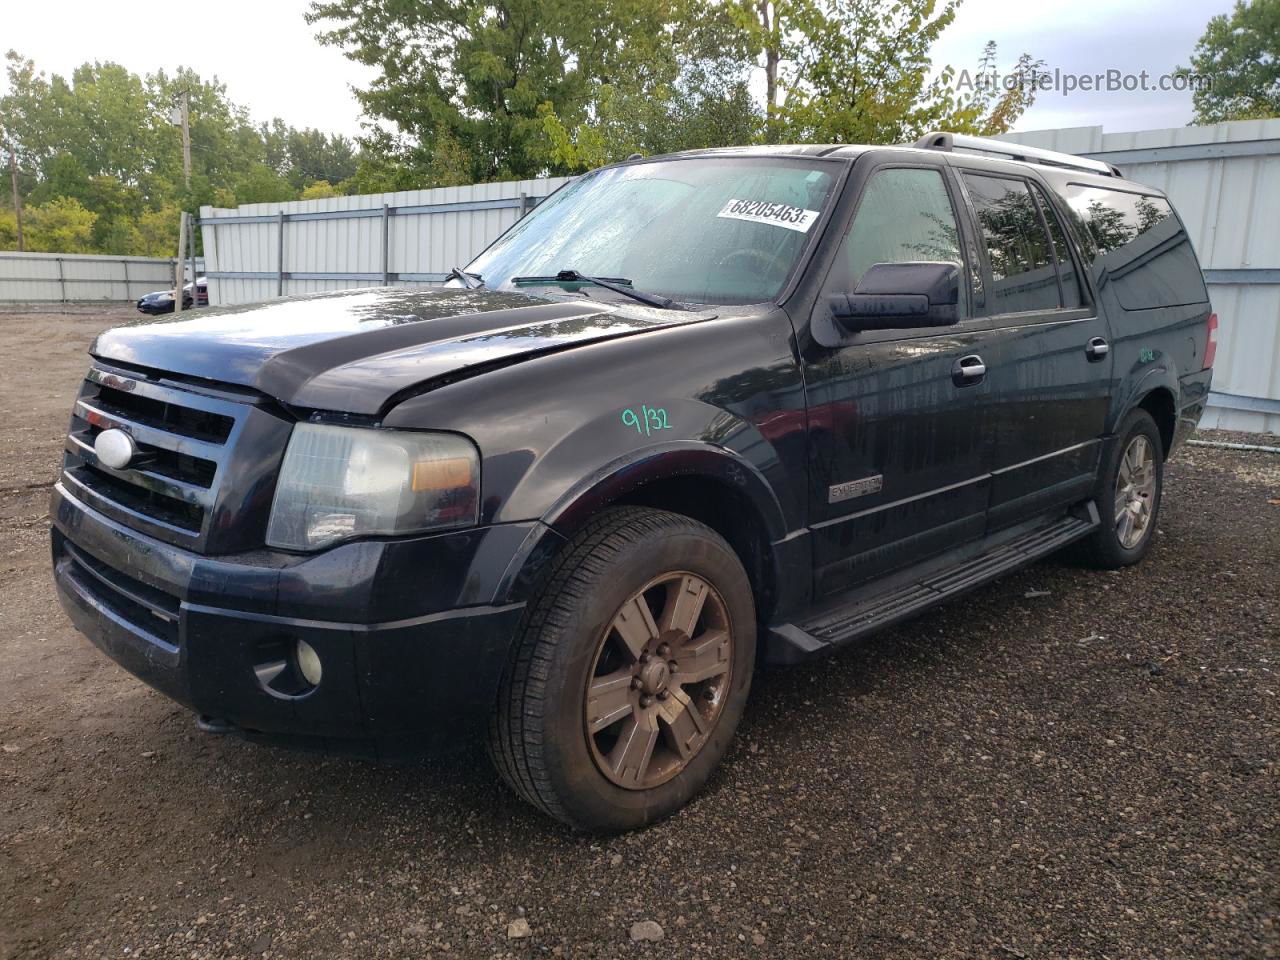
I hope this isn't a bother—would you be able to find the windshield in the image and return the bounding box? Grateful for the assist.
[465,157,841,305]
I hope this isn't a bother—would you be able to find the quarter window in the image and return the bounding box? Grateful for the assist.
[1056,184,1208,309]
[963,174,1060,314]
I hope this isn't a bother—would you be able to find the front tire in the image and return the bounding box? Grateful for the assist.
[1077,408,1164,568]
[487,507,755,832]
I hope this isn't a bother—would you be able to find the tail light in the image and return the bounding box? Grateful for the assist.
[1203,312,1218,370]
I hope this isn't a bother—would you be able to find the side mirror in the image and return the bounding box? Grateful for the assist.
[828,261,961,331]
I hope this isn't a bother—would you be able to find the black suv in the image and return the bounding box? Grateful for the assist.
[51,133,1216,831]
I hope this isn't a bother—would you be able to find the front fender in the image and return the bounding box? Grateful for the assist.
[381,309,810,605]
[382,309,809,530]
[478,433,794,610]
[543,438,790,542]
[494,395,798,539]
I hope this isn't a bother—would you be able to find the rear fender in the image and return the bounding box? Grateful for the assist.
[1113,362,1178,428]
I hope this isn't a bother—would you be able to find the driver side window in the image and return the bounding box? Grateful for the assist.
[827,167,965,299]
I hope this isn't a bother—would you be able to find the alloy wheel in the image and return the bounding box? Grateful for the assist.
[584,572,734,789]
[1115,434,1156,549]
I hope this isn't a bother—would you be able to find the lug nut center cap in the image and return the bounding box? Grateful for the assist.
[639,659,670,696]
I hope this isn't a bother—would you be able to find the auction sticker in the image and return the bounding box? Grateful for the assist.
[716,198,819,233]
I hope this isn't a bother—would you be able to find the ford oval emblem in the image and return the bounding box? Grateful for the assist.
[94,428,137,470]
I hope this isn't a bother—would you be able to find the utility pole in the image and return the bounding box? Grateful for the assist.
[188,211,198,305]
[173,212,187,315]
[7,143,23,252]
[170,90,191,309]
[170,89,191,189]
[180,90,192,189]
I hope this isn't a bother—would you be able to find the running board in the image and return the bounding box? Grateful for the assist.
[767,503,1099,665]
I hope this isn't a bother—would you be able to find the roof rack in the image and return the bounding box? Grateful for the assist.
[914,131,1122,178]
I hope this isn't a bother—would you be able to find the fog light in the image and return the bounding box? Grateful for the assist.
[295,640,323,687]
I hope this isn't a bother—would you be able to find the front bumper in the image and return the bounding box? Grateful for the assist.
[50,482,561,756]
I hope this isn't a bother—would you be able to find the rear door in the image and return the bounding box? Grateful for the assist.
[802,159,1000,599]
[952,166,1113,531]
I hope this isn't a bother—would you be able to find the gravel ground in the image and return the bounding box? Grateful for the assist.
[1,305,1276,960]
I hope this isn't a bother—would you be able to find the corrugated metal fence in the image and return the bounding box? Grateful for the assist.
[999,118,1280,434]
[0,252,204,303]
[197,120,1279,433]
[198,178,572,305]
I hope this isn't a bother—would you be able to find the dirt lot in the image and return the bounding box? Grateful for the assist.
[0,305,1276,960]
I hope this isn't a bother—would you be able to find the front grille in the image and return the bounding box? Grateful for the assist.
[89,378,233,443]
[61,366,247,548]
[60,539,181,649]
[73,463,206,531]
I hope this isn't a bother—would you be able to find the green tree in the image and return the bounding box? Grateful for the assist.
[734,0,1040,143]
[129,205,183,257]
[26,157,148,253]
[540,8,761,170]
[1,52,53,202]
[1178,0,1280,123]
[262,121,359,188]
[233,162,297,204]
[2,51,356,252]
[336,128,427,194]
[147,67,271,206]
[24,196,98,253]
[0,208,18,249]
[300,179,341,199]
[52,61,156,185]
[307,0,716,182]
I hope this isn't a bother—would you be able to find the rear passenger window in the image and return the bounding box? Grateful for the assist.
[1057,185,1208,309]
[1030,183,1083,309]
[962,174,1060,314]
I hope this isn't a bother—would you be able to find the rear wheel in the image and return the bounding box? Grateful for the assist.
[1076,408,1164,568]
[487,507,755,832]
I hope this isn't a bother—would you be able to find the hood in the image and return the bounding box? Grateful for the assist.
[92,287,714,415]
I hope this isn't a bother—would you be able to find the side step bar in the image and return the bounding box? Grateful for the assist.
[767,503,1100,664]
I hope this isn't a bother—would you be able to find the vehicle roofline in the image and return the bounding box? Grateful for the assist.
[595,146,866,169]
[597,142,1162,196]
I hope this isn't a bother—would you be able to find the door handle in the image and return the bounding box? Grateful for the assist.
[1086,337,1109,361]
[952,354,986,386]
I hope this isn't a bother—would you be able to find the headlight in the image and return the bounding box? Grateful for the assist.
[266,424,480,551]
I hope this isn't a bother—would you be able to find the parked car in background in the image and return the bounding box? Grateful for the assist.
[54,135,1214,832]
[136,277,208,315]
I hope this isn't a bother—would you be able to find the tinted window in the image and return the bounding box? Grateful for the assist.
[466,158,838,304]
[963,174,1060,314]
[833,167,962,291]
[1030,183,1083,309]
[1057,185,1208,309]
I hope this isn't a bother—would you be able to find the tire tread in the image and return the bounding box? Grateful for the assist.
[1075,408,1163,569]
[486,507,713,826]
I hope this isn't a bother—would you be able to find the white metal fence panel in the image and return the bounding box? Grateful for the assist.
[199,177,573,306]
[0,252,204,303]
[999,118,1280,434]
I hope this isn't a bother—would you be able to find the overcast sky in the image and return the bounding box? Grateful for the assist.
[3,0,1233,141]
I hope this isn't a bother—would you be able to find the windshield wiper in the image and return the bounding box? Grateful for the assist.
[446,266,485,289]
[511,269,685,311]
